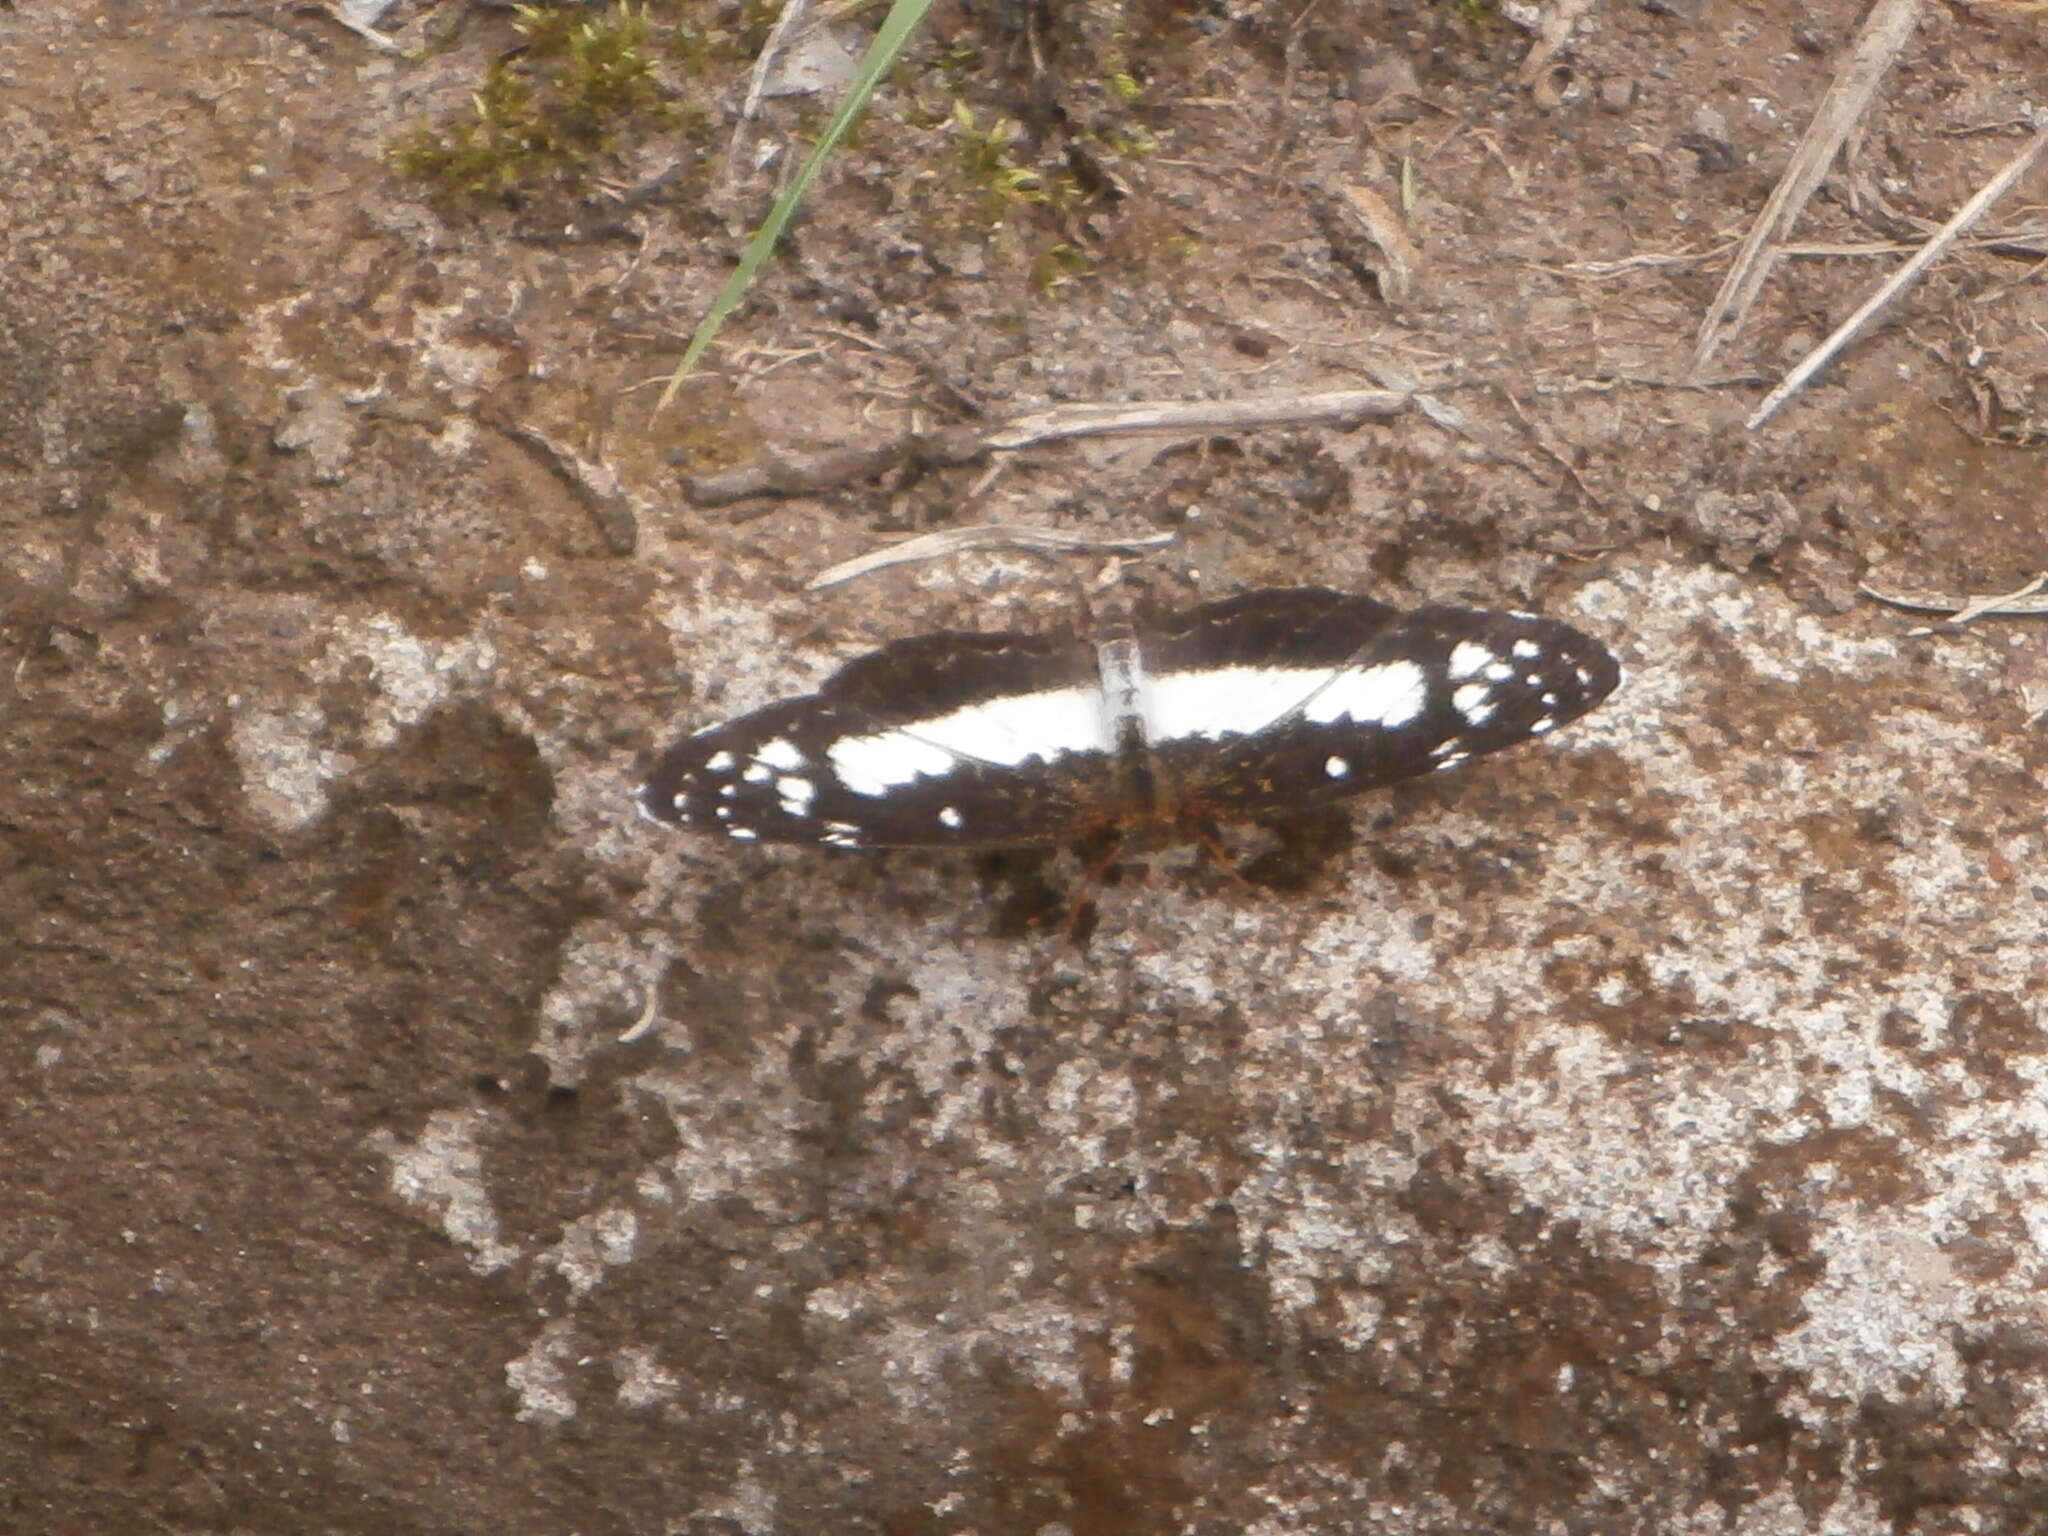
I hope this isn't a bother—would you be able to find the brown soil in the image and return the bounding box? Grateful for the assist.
[5,3,2047,1533]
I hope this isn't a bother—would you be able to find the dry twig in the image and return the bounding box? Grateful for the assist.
[1860,571,2048,622]
[1314,183,1425,306]
[1859,573,2048,630]
[496,417,640,554]
[1748,123,2048,429]
[727,0,814,180]
[1691,0,1921,378]
[685,389,1413,507]
[807,525,1178,591]
[325,1,401,52]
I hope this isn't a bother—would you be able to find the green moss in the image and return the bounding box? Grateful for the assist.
[1031,242,1092,294]
[949,103,1081,221]
[668,0,775,73]
[390,0,1165,308]
[386,2,682,204]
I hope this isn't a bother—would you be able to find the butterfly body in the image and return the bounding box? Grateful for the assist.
[640,587,1620,852]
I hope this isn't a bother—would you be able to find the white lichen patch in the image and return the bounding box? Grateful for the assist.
[1573,565,1907,690]
[541,1206,641,1299]
[336,613,498,748]
[368,1108,518,1275]
[217,604,499,831]
[407,297,517,394]
[1045,1056,1137,1172]
[1772,1224,1970,1407]
[611,1345,679,1411]
[686,1468,778,1536]
[228,701,356,831]
[652,591,829,727]
[505,1318,579,1426]
[867,1298,1094,1417]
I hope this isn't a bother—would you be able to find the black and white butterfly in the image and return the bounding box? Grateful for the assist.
[639,587,1619,851]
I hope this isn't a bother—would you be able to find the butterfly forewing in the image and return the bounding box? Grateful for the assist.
[1145,600,1619,818]
[1137,587,1408,746]
[1149,587,1406,671]
[640,626,1113,848]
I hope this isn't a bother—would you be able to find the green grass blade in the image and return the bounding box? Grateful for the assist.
[656,0,934,414]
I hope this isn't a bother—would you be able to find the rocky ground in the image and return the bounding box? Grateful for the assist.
[5,1,2048,1532]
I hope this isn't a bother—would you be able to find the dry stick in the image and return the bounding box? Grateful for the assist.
[1316,182,1424,307]
[984,390,1410,446]
[1748,123,2048,430]
[494,415,640,555]
[1559,228,2047,283]
[1690,0,1921,379]
[726,0,814,181]
[1782,228,2048,259]
[323,2,401,52]
[685,388,1412,507]
[1861,571,2048,622]
[808,526,1179,591]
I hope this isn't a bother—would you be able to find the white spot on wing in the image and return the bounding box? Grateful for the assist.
[1434,751,1470,771]
[1512,639,1542,661]
[1303,660,1429,730]
[757,738,806,771]
[828,686,1109,797]
[1484,661,1515,683]
[938,806,963,830]
[705,750,736,772]
[742,764,772,785]
[1530,717,1556,734]
[728,827,758,840]
[1452,682,1497,726]
[1324,756,1349,779]
[776,776,815,815]
[1449,641,1494,680]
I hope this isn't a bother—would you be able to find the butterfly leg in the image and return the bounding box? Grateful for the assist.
[1061,837,1132,946]
[1191,820,1258,891]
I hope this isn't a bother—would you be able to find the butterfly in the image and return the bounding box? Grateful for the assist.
[639,587,1620,853]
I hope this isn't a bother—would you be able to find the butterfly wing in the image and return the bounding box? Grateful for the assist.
[640,627,1116,849]
[1140,589,1619,817]
[643,588,1619,849]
